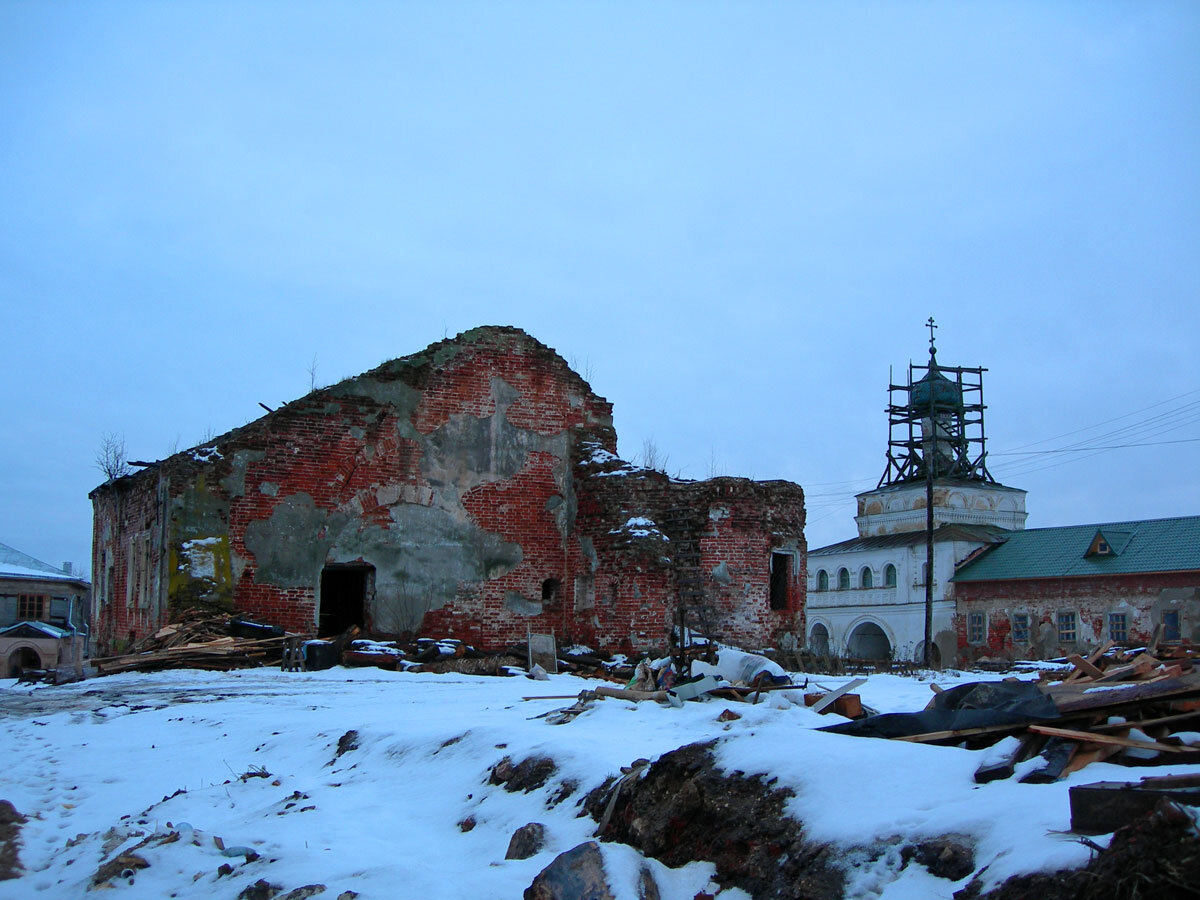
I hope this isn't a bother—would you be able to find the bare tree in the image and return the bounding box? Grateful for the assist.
[638,437,669,473]
[95,432,131,481]
[307,353,319,392]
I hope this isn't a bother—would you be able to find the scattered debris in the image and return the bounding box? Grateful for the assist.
[823,666,1200,783]
[1069,773,1200,834]
[89,609,301,675]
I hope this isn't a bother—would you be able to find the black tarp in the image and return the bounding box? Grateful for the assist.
[818,680,1060,739]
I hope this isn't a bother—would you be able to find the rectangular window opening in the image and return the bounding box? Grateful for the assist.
[1162,610,1181,643]
[769,553,791,611]
[1011,613,1030,644]
[18,595,46,621]
[1108,612,1128,644]
[1058,611,1077,644]
[967,612,985,644]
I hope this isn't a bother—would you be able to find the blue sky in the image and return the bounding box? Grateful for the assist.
[2,2,1198,574]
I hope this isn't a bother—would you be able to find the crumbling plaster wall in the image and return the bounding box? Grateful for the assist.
[91,326,807,653]
[954,571,1200,662]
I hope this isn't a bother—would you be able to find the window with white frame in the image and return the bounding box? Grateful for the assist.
[884,564,897,587]
[1057,611,1077,644]
[967,611,986,644]
[860,566,873,589]
[837,568,850,590]
[816,570,828,591]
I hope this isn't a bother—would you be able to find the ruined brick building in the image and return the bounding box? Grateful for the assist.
[90,327,805,656]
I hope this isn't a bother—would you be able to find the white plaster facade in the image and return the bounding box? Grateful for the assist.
[806,479,1026,663]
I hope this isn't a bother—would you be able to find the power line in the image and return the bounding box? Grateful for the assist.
[991,436,1200,456]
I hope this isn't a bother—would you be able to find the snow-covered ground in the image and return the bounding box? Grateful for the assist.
[1,664,1194,899]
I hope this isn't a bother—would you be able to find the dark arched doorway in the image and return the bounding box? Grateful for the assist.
[846,621,891,659]
[7,647,42,677]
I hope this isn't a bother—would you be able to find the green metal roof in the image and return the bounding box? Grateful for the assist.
[952,514,1200,582]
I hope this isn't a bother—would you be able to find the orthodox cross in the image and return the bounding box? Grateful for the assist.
[926,316,937,352]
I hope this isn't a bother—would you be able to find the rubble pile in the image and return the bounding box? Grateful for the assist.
[824,640,1200,783]
[90,610,297,675]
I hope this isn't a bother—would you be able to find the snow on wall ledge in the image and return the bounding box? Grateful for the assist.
[90,327,805,655]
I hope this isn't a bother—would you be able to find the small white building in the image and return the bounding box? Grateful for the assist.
[0,542,91,678]
[806,336,1026,663]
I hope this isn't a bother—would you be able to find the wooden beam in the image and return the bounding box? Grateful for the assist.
[1026,724,1185,753]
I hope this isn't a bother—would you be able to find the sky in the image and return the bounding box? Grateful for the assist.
[2,2,1198,576]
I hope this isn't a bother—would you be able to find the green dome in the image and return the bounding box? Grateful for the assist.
[910,357,962,412]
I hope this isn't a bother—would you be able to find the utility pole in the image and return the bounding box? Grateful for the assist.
[924,317,936,668]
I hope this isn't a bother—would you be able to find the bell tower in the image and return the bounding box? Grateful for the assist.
[855,324,1027,537]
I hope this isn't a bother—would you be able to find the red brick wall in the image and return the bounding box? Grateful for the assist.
[91,327,807,656]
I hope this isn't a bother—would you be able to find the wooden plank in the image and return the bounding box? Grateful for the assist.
[1067,654,1105,680]
[1060,742,1122,777]
[894,722,1030,744]
[1026,724,1185,753]
[1049,672,1200,714]
[1090,709,1200,732]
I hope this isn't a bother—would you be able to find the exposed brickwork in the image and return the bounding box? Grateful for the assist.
[954,570,1200,663]
[90,327,806,657]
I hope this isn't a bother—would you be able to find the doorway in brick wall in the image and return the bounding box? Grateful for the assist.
[319,564,373,636]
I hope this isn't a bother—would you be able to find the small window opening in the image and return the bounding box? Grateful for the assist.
[967,612,985,644]
[837,568,850,591]
[860,567,873,589]
[816,569,829,591]
[884,564,897,588]
[541,578,561,605]
[769,553,790,611]
[1011,613,1030,644]
[319,564,373,637]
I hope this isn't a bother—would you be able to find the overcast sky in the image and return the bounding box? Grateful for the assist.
[2,2,1197,576]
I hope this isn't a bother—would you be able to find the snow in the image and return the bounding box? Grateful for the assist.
[2,665,1196,899]
[0,562,75,581]
[609,516,668,540]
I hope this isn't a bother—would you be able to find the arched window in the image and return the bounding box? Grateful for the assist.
[816,570,829,591]
[884,564,897,587]
[837,568,850,591]
[860,566,873,589]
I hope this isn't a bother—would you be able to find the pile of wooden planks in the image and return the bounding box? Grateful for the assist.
[894,641,1200,784]
[89,610,300,675]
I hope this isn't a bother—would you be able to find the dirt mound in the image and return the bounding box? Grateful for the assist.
[586,741,844,899]
[0,801,26,880]
[958,799,1200,900]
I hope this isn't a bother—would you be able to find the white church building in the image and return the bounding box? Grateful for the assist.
[806,332,1027,664]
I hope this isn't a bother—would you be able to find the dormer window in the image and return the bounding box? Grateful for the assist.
[1085,529,1130,558]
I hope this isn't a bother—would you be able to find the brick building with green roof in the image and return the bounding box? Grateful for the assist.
[952,514,1200,661]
